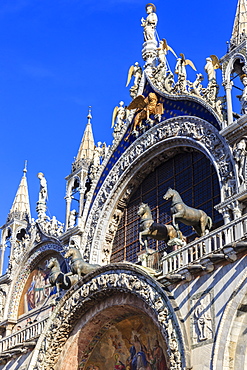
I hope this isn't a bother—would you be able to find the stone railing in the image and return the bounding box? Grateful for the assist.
[0,317,49,353]
[162,215,247,275]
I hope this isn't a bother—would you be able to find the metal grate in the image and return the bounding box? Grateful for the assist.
[111,150,222,264]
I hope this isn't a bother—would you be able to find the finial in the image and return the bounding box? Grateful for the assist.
[23,160,28,176]
[87,106,92,124]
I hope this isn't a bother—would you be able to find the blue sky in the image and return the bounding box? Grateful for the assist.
[0,0,238,227]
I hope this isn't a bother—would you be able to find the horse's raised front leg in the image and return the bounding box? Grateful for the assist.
[139,231,145,247]
[64,271,72,277]
[143,236,149,253]
[77,268,81,280]
[56,282,60,296]
[172,214,181,238]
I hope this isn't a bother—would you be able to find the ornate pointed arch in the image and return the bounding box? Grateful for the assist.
[28,264,188,370]
[224,52,247,81]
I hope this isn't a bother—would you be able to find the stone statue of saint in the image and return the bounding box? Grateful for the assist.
[112,101,127,139]
[233,137,247,184]
[204,57,216,82]
[141,3,158,42]
[68,209,77,229]
[241,75,247,115]
[37,172,48,202]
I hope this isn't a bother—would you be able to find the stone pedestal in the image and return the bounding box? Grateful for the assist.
[36,201,47,220]
[142,40,157,74]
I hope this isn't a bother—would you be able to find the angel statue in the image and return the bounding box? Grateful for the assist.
[203,55,221,108]
[141,3,158,42]
[157,38,177,66]
[175,53,197,93]
[126,62,143,99]
[125,92,164,140]
[204,55,221,82]
[111,101,128,141]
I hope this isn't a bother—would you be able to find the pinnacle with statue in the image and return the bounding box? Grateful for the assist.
[111,3,225,143]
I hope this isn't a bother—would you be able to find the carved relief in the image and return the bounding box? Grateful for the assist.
[191,292,214,347]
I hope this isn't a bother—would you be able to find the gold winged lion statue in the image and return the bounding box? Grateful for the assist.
[125,92,164,141]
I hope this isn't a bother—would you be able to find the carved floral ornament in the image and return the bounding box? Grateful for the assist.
[29,265,184,370]
[82,116,235,262]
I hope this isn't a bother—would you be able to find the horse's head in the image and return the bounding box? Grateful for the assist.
[64,248,73,259]
[163,187,174,200]
[137,203,149,217]
[47,257,58,269]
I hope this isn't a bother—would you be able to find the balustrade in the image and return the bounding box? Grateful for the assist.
[162,215,247,275]
[0,317,49,353]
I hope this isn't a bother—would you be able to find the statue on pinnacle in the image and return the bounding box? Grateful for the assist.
[141,3,158,42]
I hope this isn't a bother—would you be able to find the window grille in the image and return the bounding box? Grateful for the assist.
[111,150,222,264]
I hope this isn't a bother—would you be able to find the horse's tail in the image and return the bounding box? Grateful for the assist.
[207,216,213,231]
[59,273,71,290]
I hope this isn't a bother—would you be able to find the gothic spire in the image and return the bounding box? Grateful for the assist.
[75,107,95,162]
[8,162,31,222]
[231,0,247,48]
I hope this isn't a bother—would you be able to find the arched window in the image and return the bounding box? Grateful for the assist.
[111,149,222,263]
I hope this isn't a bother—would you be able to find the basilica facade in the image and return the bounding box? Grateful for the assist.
[1,1,247,369]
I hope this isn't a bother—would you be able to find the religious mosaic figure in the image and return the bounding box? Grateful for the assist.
[151,340,167,370]
[141,3,158,42]
[128,335,150,369]
[114,354,126,370]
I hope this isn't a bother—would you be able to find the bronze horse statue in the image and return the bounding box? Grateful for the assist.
[138,203,184,252]
[163,188,212,236]
[64,247,99,280]
[46,257,71,295]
